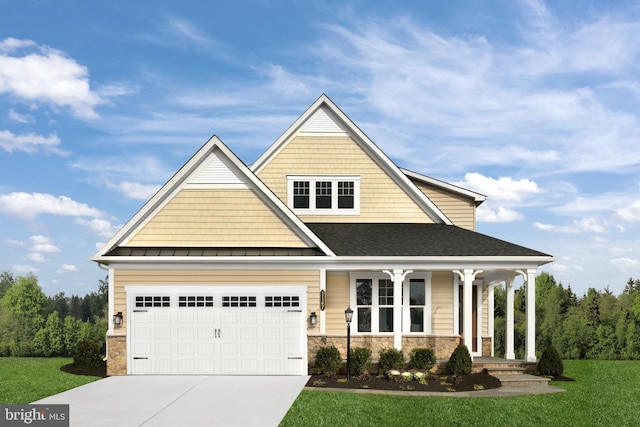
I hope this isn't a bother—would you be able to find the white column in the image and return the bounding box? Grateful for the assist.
[384,269,412,350]
[525,269,537,362]
[488,284,495,357]
[505,278,515,360]
[463,270,474,355]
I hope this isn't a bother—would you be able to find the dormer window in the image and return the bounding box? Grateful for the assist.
[288,176,360,215]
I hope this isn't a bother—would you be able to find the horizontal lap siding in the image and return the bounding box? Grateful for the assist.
[325,273,350,334]
[257,136,433,223]
[411,180,476,230]
[113,269,320,329]
[431,272,454,335]
[127,189,308,247]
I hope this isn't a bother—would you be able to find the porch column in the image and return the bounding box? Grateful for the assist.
[505,277,515,360]
[488,284,495,357]
[384,269,412,350]
[524,269,537,362]
[454,269,482,358]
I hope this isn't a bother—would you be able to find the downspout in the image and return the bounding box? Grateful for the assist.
[98,263,110,362]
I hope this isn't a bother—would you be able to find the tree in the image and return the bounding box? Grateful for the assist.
[0,271,15,298]
[0,274,46,347]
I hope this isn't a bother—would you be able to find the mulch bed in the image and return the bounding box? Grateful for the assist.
[306,371,502,392]
[60,362,107,378]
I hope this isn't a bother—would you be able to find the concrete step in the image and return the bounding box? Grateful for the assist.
[484,366,526,375]
[493,374,551,388]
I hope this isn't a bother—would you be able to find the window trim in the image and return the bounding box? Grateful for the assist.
[287,175,360,215]
[350,272,431,335]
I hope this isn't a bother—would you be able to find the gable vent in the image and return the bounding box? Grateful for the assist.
[188,153,245,185]
[300,106,349,134]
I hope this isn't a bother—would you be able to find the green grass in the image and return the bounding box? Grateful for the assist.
[0,357,103,404]
[280,360,640,427]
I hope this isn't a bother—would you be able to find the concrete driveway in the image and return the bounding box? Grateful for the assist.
[34,375,309,427]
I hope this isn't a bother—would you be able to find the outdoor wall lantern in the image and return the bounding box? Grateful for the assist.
[113,312,123,327]
[345,306,353,380]
[310,312,317,325]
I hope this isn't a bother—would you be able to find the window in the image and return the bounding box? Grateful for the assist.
[135,296,170,308]
[178,295,213,307]
[222,296,257,307]
[356,279,372,332]
[265,295,300,307]
[293,181,309,208]
[287,176,360,214]
[351,273,431,334]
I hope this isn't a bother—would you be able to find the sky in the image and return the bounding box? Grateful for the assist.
[1,0,639,297]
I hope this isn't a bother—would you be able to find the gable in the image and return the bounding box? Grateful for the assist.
[410,178,477,230]
[252,97,451,225]
[95,137,335,258]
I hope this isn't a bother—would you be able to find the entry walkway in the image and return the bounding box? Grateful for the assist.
[34,375,309,427]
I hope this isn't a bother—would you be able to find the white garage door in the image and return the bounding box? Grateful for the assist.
[127,286,307,375]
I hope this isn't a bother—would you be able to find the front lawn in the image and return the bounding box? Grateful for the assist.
[0,357,103,404]
[281,360,640,426]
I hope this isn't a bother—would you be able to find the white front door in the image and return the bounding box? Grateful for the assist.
[127,286,307,375]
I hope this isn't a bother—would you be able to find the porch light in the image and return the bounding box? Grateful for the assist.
[310,312,317,325]
[345,306,353,380]
[113,312,123,327]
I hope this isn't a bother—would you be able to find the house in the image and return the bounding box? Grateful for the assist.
[92,94,554,376]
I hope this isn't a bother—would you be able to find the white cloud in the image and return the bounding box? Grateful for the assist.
[534,217,607,234]
[477,206,524,223]
[30,235,61,253]
[105,180,161,200]
[27,252,46,262]
[0,38,102,119]
[12,264,39,274]
[8,108,33,123]
[0,192,106,220]
[0,130,67,155]
[610,257,640,269]
[616,200,640,221]
[57,264,77,274]
[75,218,120,239]
[454,173,542,202]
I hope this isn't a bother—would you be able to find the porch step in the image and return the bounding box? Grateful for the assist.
[493,374,551,388]
[483,366,526,375]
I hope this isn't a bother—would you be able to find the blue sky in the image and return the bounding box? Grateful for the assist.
[1,0,639,297]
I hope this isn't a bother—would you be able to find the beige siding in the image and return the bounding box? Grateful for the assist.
[325,272,350,334]
[411,179,476,230]
[257,136,434,223]
[126,188,309,247]
[113,269,320,330]
[431,272,454,335]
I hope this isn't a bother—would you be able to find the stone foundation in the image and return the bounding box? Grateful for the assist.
[482,337,492,357]
[106,335,127,376]
[308,335,462,366]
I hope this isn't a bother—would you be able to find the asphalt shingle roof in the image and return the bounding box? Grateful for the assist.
[306,223,551,257]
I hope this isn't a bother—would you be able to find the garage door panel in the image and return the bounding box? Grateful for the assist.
[129,287,305,375]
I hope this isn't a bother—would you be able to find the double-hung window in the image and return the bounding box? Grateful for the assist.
[287,176,360,214]
[351,273,431,334]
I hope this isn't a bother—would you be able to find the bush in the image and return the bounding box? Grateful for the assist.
[314,346,343,375]
[447,343,472,375]
[378,347,405,371]
[408,347,436,370]
[74,340,104,370]
[349,347,372,376]
[538,345,564,377]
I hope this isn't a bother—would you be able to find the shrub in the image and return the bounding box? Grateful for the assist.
[73,340,103,370]
[447,343,472,375]
[408,347,436,370]
[378,347,405,371]
[349,347,372,376]
[314,346,343,376]
[538,345,564,377]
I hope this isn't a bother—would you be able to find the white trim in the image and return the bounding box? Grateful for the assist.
[453,274,460,336]
[401,168,487,204]
[402,272,432,335]
[319,269,326,335]
[473,280,483,358]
